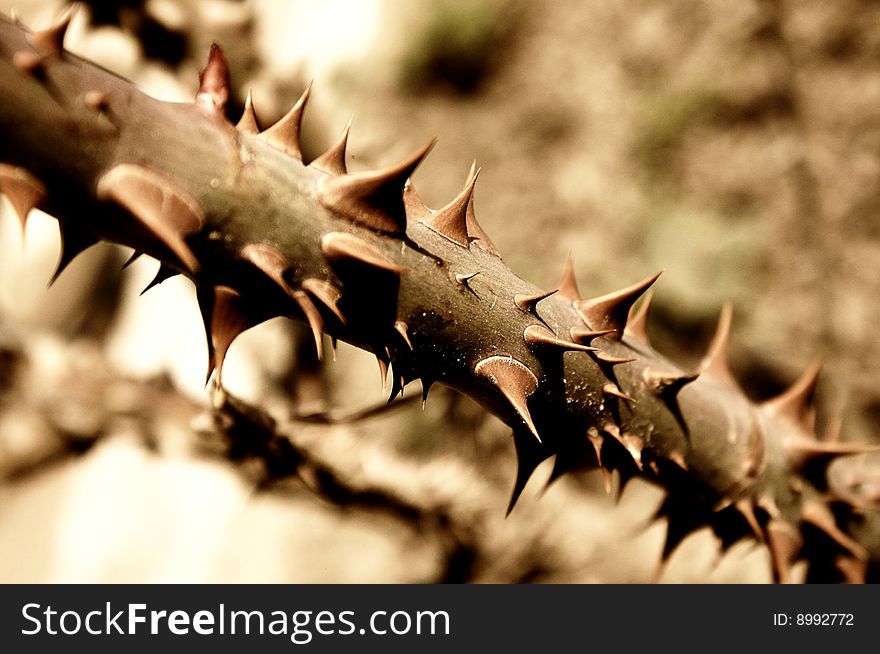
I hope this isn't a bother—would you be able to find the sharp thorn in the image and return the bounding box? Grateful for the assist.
[475,355,541,442]
[574,271,662,339]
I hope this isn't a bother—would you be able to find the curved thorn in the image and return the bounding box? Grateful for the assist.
[140,263,178,295]
[96,164,203,273]
[293,290,324,361]
[623,291,652,345]
[310,118,352,175]
[236,89,260,134]
[763,361,822,431]
[302,278,346,324]
[475,356,541,442]
[524,324,598,352]
[50,223,98,286]
[574,271,662,339]
[424,168,479,246]
[27,4,76,55]
[699,303,736,385]
[602,382,634,403]
[259,80,313,159]
[569,326,615,344]
[0,164,46,234]
[514,289,557,314]
[317,139,435,234]
[394,320,413,350]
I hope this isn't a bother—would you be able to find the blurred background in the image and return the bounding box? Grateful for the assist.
[0,0,878,582]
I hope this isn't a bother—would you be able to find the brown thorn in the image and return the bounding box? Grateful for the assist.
[27,4,76,56]
[394,321,413,350]
[13,51,47,76]
[557,253,581,301]
[84,90,108,112]
[203,286,254,387]
[376,355,389,391]
[455,272,480,296]
[236,89,260,134]
[122,250,142,269]
[569,326,615,345]
[623,291,652,345]
[734,498,763,542]
[524,324,598,353]
[317,139,435,234]
[196,43,230,114]
[96,164,203,273]
[423,168,479,246]
[463,164,499,255]
[699,303,737,385]
[602,382,634,403]
[292,290,325,361]
[310,118,352,175]
[302,278,346,324]
[594,351,637,365]
[403,179,431,221]
[514,289,557,314]
[801,499,869,561]
[474,355,541,442]
[668,451,688,471]
[574,271,662,339]
[240,242,290,290]
[763,518,802,584]
[587,428,613,494]
[321,232,406,273]
[259,80,313,160]
[763,361,822,431]
[0,164,46,235]
[643,367,699,398]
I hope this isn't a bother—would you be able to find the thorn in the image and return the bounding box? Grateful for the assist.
[569,326,615,345]
[763,518,802,584]
[27,4,76,56]
[259,81,313,160]
[556,253,581,301]
[507,427,551,515]
[602,382,634,403]
[403,179,431,221]
[376,355,389,391]
[200,286,250,387]
[139,263,178,295]
[574,271,662,339]
[394,321,413,350]
[96,164,203,273]
[293,291,325,361]
[13,51,47,76]
[240,242,290,292]
[668,451,688,471]
[317,139,435,234]
[835,555,868,584]
[122,250,142,269]
[49,222,98,285]
[785,438,878,467]
[302,278,346,324]
[310,118,351,175]
[0,164,46,234]
[84,90,108,111]
[643,367,699,398]
[605,425,644,470]
[587,428,613,494]
[623,292,652,345]
[699,303,737,385]
[196,43,230,114]
[463,162,499,255]
[734,498,763,542]
[474,355,541,442]
[595,351,637,365]
[801,499,868,561]
[762,361,822,431]
[455,272,480,296]
[524,324,598,352]
[321,232,406,273]
[236,89,260,134]
[514,289,557,315]
[424,168,479,246]
[420,378,434,408]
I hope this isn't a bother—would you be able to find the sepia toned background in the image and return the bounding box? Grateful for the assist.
[0,0,878,582]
